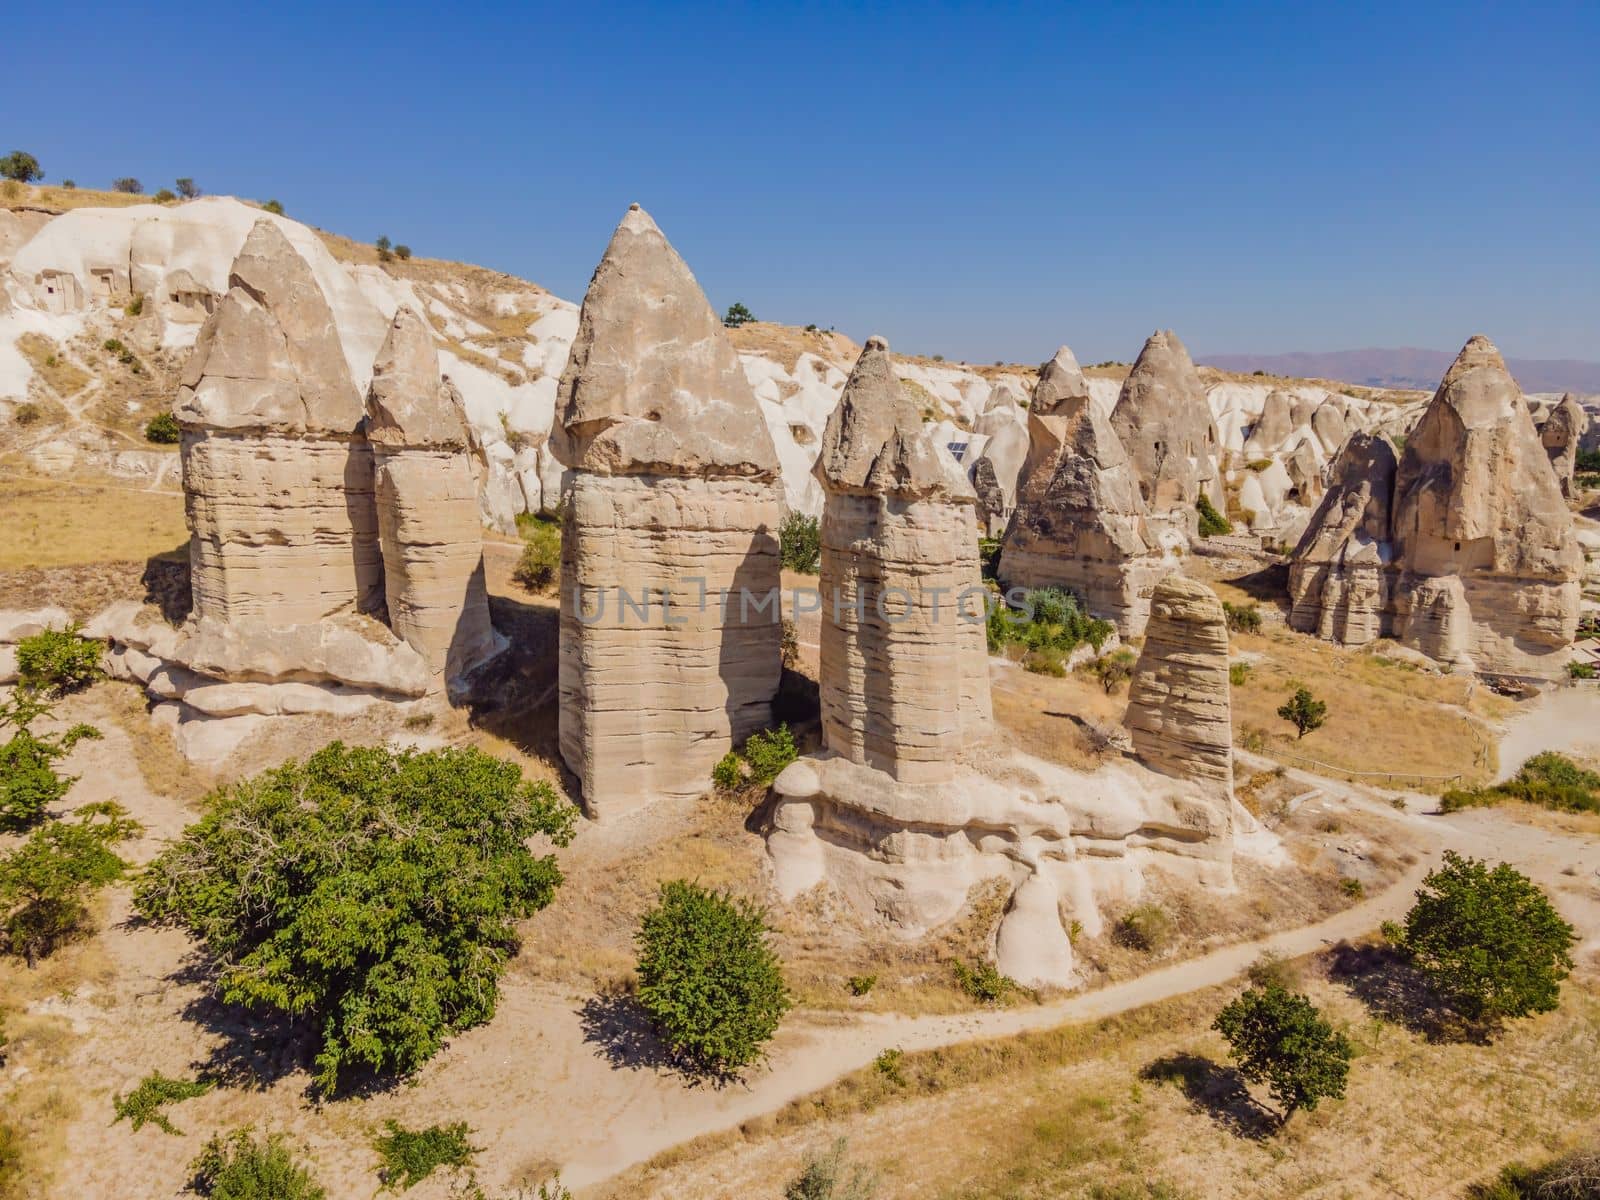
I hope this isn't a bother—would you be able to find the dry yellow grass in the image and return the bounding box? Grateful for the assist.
[0,478,186,570]
[16,333,89,397]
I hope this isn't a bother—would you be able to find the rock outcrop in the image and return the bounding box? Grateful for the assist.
[1539,393,1589,499]
[366,306,502,688]
[999,346,1171,635]
[1109,330,1223,534]
[176,219,382,623]
[814,336,991,781]
[553,204,783,819]
[1287,432,1399,645]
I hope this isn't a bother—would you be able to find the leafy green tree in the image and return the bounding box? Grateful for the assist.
[513,514,561,592]
[743,724,797,785]
[1276,686,1326,739]
[111,177,143,194]
[1213,983,1351,1123]
[1396,851,1575,1025]
[376,235,393,262]
[0,152,43,183]
[634,880,791,1074]
[394,244,412,260]
[135,743,576,1093]
[0,802,138,966]
[722,301,755,328]
[0,690,103,831]
[779,511,821,573]
[1095,648,1137,694]
[190,1129,326,1200]
[175,177,200,199]
[15,622,104,694]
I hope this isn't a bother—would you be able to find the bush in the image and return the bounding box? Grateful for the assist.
[394,244,413,260]
[847,974,877,996]
[145,411,181,444]
[0,151,43,183]
[124,293,144,316]
[1222,601,1262,634]
[190,1129,326,1200]
[634,880,791,1074]
[779,511,821,573]
[873,1047,905,1085]
[988,587,1114,660]
[1229,661,1252,687]
[976,537,1001,581]
[134,744,575,1093]
[1395,850,1575,1025]
[262,199,285,215]
[175,177,200,199]
[1213,983,1351,1123]
[373,1120,477,1191]
[723,301,755,328]
[1,690,103,831]
[13,401,41,426]
[111,177,142,194]
[744,723,798,785]
[1569,662,1596,680]
[153,188,177,203]
[0,1122,19,1193]
[1,802,138,966]
[513,514,561,592]
[1340,877,1365,899]
[1196,493,1232,537]
[784,1137,878,1200]
[112,1071,212,1135]
[1095,648,1137,693]
[15,622,103,694]
[1276,686,1327,739]
[1114,904,1172,953]
[952,959,1015,1003]
[711,751,743,792]
[1441,752,1600,815]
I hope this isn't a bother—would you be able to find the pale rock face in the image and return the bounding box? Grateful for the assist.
[1109,330,1223,529]
[1388,336,1582,676]
[1125,576,1235,810]
[1287,432,1398,645]
[999,346,1170,635]
[1538,393,1589,499]
[814,337,991,782]
[556,205,782,818]
[366,307,503,686]
[177,220,382,623]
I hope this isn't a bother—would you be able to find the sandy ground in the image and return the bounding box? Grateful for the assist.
[1495,685,1600,781]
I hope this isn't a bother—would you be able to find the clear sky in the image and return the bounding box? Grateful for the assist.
[9,1,1598,364]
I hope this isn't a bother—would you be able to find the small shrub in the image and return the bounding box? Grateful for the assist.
[1196,493,1232,537]
[634,881,792,1074]
[1245,951,1298,991]
[1339,877,1365,899]
[144,411,181,444]
[375,235,393,262]
[262,199,285,215]
[394,244,412,260]
[1095,648,1137,693]
[873,1047,905,1086]
[784,1138,878,1200]
[1213,984,1352,1123]
[1,690,103,831]
[976,537,1001,581]
[1441,751,1600,815]
[1229,661,1252,687]
[175,177,200,199]
[513,515,561,592]
[952,959,1014,1003]
[1,803,138,965]
[0,1122,20,1193]
[780,511,821,574]
[1114,904,1172,953]
[1222,601,1262,634]
[744,723,797,785]
[847,974,877,996]
[13,401,41,426]
[1246,458,1273,472]
[153,188,177,203]
[780,618,799,669]
[111,177,142,194]
[190,1129,326,1200]
[723,301,755,328]
[112,1071,212,1135]
[124,293,144,316]
[16,622,103,694]
[1277,686,1327,739]
[711,751,743,792]
[1023,647,1067,677]
[373,1120,477,1191]
[1568,662,1596,680]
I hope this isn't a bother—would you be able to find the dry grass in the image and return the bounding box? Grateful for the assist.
[990,661,1126,772]
[0,478,186,570]
[16,333,90,397]
[727,321,861,372]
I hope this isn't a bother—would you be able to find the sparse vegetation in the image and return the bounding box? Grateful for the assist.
[1196,493,1232,537]
[175,177,200,199]
[144,411,181,443]
[784,1138,878,1200]
[15,622,103,694]
[376,234,394,262]
[1568,662,1596,681]
[711,724,797,794]
[1221,601,1261,634]
[1276,685,1327,739]
[12,401,41,426]
[111,177,142,194]
[780,511,821,574]
[952,958,1016,1003]
[1229,661,1252,687]
[1213,983,1352,1124]
[1442,752,1600,814]
[124,293,144,316]
[262,199,285,215]
[723,301,755,328]
[987,586,1114,667]
[134,743,576,1093]
[513,513,562,592]
[1,802,138,966]
[153,188,177,203]
[848,974,877,997]
[0,689,103,831]
[190,1129,326,1200]
[1095,648,1137,693]
[372,1120,477,1191]
[395,244,412,260]
[1114,904,1173,953]
[634,880,792,1074]
[112,1071,213,1135]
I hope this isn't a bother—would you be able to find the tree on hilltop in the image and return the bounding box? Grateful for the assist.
[723,301,755,328]
[0,152,42,183]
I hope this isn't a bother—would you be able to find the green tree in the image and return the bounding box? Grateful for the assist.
[190,1129,326,1200]
[779,511,821,573]
[394,244,412,260]
[376,235,393,262]
[0,152,43,183]
[0,802,138,966]
[175,177,200,199]
[723,301,755,328]
[111,177,143,194]
[513,513,561,592]
[743,723,797,785]
[1396,851,1575,1025]
[634,880,792,1074]
[134,743,576,1093]
[1276,686,1326,739]
[15,622,104,694]
[1213,983,1351,1124]
[145,411,182,444]
[1196,493,1232,537]
[1095,648,1137,694]
[0,690,103,831]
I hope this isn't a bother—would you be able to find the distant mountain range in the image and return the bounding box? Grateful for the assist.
[1201,348,1600,395]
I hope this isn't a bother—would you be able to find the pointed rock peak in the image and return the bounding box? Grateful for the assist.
[1032,345,1091,416]
[1427,333,1521,429]
[366,306,467,448]
[1129,329,1198,379]
[552,204,778,477]
[817,338,971,502]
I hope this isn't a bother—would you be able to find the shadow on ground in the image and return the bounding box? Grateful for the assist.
[1326,941,1487,1044]
[1140,1053,1278,1139]
[577,990,731,1090]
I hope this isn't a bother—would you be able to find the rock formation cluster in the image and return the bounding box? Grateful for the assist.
[1288,336,1582,676]
[552,205,783,819]
[999,347,1172,635]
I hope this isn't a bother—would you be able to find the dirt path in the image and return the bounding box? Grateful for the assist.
[1495,686,1600,781]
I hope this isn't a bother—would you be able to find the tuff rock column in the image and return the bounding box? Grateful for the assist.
[551,204,783,819]
[1539,393,1589,500]
[175,219,382,623]
[815,336,992,781]
[365,306,502,690]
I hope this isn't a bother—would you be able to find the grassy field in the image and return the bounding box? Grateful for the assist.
[0,478,185,571]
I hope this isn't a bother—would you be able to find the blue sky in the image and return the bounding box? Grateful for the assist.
[9,2,1598,363]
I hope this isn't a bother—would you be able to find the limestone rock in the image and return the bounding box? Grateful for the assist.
[1109,330,1223,528]
[556,206,782,818]
[0,607,73,643]
[999,346,1169,635]
[1539,393,1589,499]
[814,337,991,782]
[171,614,432,696]
[1125,575,1235,802]
[366,307,502,685]
[1287,432,1398,644]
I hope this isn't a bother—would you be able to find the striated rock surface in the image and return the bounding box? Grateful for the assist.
[176,219,381,623]
[555,205,782,818]
[999,346,1170,635]
[1109,330,1222,531]
[814,336,991,781]
[1287,432,1399,645]
[366,307,501,686]
[1539,393,1589,499]
[1125,575,1235,804]
[1388,336,1582,675]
